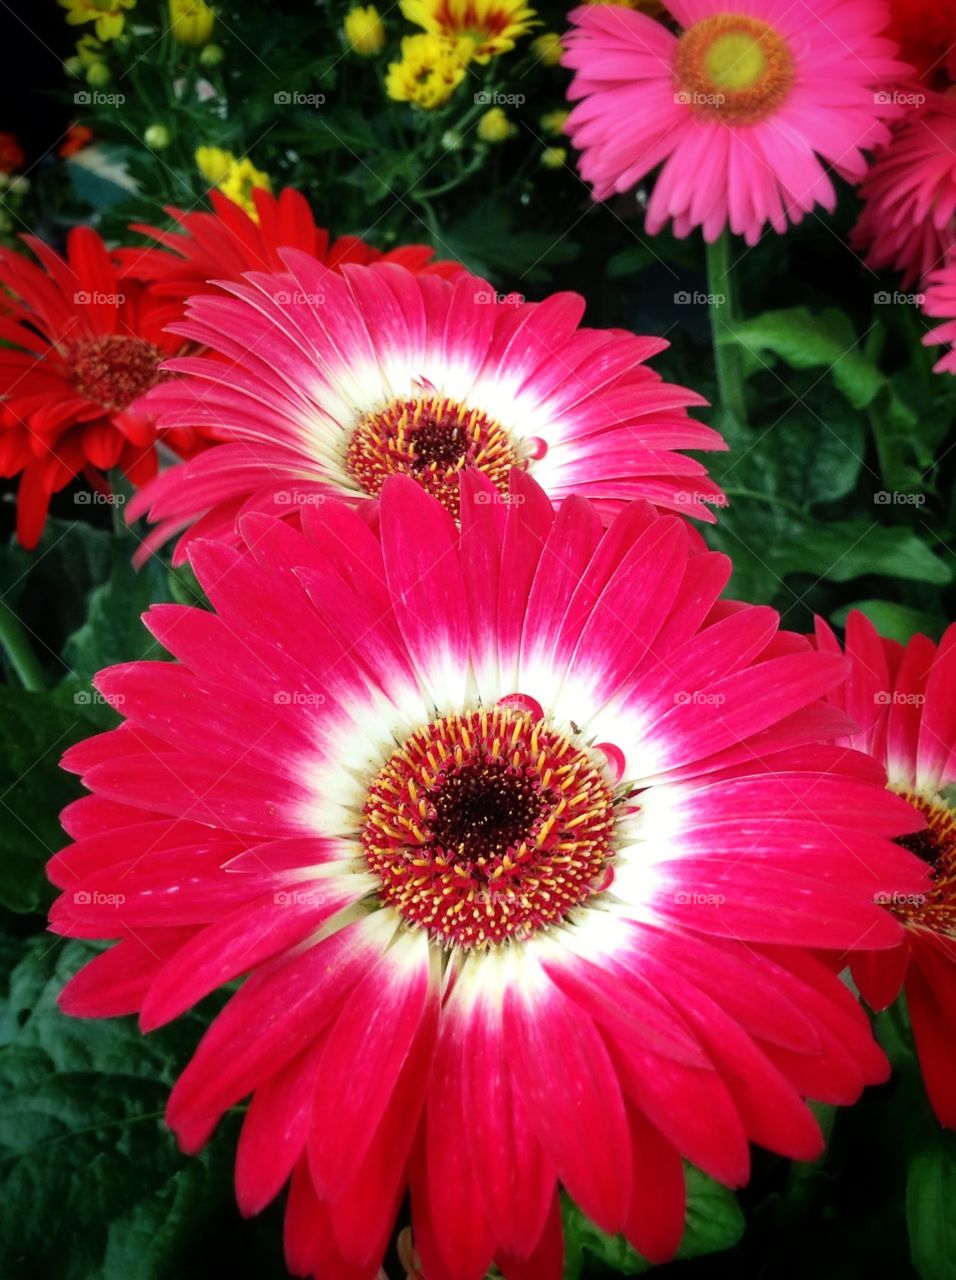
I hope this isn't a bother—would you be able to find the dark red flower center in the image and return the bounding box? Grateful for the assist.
[674,13,795,126]
[892,791,956,932]
[361,705,617,949]
[345,393,521,515]
[70,334,164,412]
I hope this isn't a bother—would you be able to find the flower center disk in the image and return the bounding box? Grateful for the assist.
[674,13,795,125]
[894,791,956,933]
[345,393,521,514]
[70,334,164,412]
[361,706,617,949]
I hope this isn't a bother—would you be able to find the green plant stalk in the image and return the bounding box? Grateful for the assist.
[705,230,748,426]
[0,600,45,691]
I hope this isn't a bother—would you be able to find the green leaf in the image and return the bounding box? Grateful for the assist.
[831,600,946,644]
[62,538,172,685]
[771,523,951,585]
[0,688,102,914]
[907,1135,956,1280]
[562,1167,745,1279]
[731,307,885,409]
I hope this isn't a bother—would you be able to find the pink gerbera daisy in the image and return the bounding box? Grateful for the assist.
[921,247,956,372]
[53,474,927,1280]
[126,252,726,562]
[562,0,907,244]
[852,94,956,288]
[815,612,956,1125]
[116,185,464,306]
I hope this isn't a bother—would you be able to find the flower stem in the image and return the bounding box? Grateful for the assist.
[0,600,45,691]
[705,230,748,427]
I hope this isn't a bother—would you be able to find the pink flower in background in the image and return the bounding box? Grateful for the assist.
[52,474,927,1280]
[922,248,956,372]
[852,95,956,288]
[562,0,906,244]
[126,254,726,562]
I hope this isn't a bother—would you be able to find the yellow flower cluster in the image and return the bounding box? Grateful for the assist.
[384,35,468,110]
[58,0,136,43]
[381,0,541,111]
[194,147,271,218]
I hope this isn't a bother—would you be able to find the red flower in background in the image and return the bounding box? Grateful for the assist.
[0,132,25,174]
[0,228,208,548]
[116,185,464,303]
[886,0,956,85]
[59,124,94,159]
[816,612,956,1126]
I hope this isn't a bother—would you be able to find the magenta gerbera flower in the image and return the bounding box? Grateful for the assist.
[126,254,726,562]
[922,248,956,372]
[816,611,956,1126]
[53,474,926,1280]
[852,94,956,288]
[562,0,907,244]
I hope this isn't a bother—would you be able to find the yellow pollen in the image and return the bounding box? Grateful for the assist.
[674,13,795,126]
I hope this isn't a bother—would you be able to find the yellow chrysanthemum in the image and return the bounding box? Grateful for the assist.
[216,157,272,218]
[169,0,216,46]
[530,30,562,65]
[385,34,467,109]
[58,0,136,42]
[344,5,386,55]
[477,106,516,143]
[195,145,233,184]
[539,108,569,136]
[540,144,566,168]
[400,0,539,64]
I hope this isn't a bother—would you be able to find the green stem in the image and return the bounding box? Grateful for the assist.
[0,601,45,691]
[723,486,805,518]
[705,230,748,426]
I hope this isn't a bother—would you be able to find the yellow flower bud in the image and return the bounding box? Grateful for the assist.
[530,31,563,66]
[344,5,386,56]
[85,60,112,87]
[168,0,215,46]
[540,145,566,169]
[477,107,516,144]
[194,145,233,184]
[539,108,569,137]
[144,124,171,149]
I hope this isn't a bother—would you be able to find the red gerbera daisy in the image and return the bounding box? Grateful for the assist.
[52,474,927,1280]
[885,0,956,86]
[0,228,208,548]
[816,611,956,1126]
[0,131,25,174]
[116,185,464,305]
